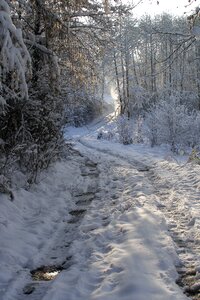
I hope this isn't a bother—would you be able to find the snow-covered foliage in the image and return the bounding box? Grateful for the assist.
[95,116,134,145]
[145,96,200,151]
[152,89,199,111]
[0,0,121,186]
[0,1,65,183]
[117,115,133,145]
[65,87,102,127]
[97,121,118,141]
[0,0,31,105]
[97,129,115,141]
[129,86,149,116]
[134,115,144,143]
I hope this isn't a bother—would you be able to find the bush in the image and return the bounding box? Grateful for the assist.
[117,115,133,145]
[145,97,200,151]
[0,92,65,184]
[65,87,102,127]
[97,130,115,141]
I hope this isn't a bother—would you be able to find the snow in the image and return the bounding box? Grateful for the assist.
[42,150,184,300]
[0,0,31,101]
[0,159,83,298]
[1,114,199,299]
[65,116,186,166]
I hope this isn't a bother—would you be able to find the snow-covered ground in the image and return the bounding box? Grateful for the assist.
[1,114,200,299]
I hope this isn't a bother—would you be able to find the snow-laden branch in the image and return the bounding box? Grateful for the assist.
[0,0,31,103]
[24,39,55,56]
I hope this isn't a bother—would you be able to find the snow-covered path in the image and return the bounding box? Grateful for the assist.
[1,118,200,299]
[148,161,200,298]
[41,142,187,300]
[72,125,200,299]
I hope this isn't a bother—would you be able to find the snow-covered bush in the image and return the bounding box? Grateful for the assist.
[117,115,133,145]
[97,130,115,141]
[20,93,64,183]
[66,104,96,127]
[145,97,200,151]
[0,92,64,184]
[146,88,199,113]
[0,0,31,106]
[128,86,149,116]
[0,1,65,184]
[65,87,102,127]
[134,115,144,143]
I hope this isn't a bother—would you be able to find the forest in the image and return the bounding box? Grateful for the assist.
[1,0,200,188]
[2,1,200,300]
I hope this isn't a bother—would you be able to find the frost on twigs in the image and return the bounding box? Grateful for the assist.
[0,0,31,109]
[145,91,200,151]
[117,115,133,145]
[134,115,144,144]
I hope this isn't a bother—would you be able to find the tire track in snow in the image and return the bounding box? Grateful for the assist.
[78,138,151,172]
[77,139,200,299]
[147,162,200,299]
[2,147,100,300]
[41,142,175,300]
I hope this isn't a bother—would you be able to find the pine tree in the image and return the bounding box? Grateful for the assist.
[0,0,31,108]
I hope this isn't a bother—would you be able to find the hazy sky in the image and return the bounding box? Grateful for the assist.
[129,0,200,17]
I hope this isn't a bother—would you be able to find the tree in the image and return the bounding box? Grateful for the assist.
[0,0,130,185]
[0,0,31,108]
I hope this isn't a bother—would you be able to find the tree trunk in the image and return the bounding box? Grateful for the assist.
[195,40,200,110]
[113,51,123,114]
[32,0,42,83]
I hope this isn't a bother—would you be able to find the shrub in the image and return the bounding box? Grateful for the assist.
[117,115,133,145]
[145,97,200,151]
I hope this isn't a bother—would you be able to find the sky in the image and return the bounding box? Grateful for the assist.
[129,0,200,17]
